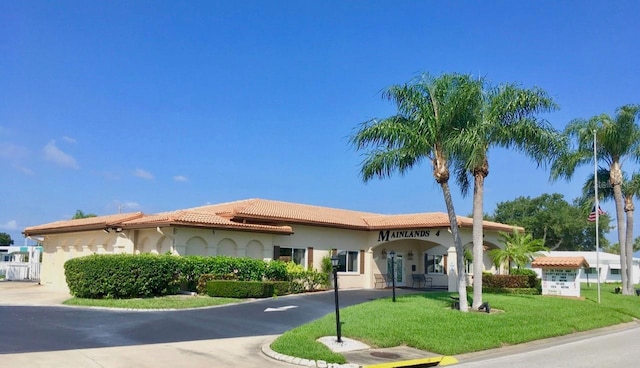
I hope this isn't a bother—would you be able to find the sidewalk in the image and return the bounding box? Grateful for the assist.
[0,280,71,305]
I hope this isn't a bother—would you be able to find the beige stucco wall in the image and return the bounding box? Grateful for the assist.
[38,223,506,292]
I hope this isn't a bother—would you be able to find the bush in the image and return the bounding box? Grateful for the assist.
[64,254,181,299]
[284,261,329,293]
[509,268,540,288]
[482,287,540,295]
[205,280,278,298]
[483,274,529,288]
[265,260,288,281]
[178,256,273,290]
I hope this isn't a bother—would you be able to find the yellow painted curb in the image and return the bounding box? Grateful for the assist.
[363,355,458,367]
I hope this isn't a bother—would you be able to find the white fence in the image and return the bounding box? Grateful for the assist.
[0,248,41,281]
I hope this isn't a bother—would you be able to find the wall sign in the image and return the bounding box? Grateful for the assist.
[377,229,442,242]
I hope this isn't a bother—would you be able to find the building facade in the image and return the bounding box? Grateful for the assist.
[23,199,517,291]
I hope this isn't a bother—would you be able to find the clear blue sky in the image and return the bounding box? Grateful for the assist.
[2,1,639,248]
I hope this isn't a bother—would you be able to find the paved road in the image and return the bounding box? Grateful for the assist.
[455,322,640,368]
[2,283,639,368]
[0,287,417,354]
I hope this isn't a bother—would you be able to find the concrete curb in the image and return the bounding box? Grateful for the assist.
[261,337,360,368]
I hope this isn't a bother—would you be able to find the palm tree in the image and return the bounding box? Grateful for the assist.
[350,73,482,312]
[551,104,640,295]
[489,228,548,273]
[583,168,640,271]
[453,81,562,308]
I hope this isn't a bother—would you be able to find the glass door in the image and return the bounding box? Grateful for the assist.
[386,253,404,286]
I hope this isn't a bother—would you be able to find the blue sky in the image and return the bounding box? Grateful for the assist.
[1,1,639,249]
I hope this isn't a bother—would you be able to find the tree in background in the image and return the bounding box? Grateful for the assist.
[489,228,548,274]
[490,193,611,251]
[350,73,481,312]
[0,232,14,245]
[582,168,640,262]
[551,104,640,295]
[602,240,640,255]
[72,210,97,219]
[453,80,562,309]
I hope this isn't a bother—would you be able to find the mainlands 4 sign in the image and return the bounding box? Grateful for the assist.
[377,229,443,242]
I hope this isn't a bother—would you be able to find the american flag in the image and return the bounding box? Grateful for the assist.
[587,205,605,222]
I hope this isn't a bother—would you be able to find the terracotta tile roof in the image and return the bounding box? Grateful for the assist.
[531,256,590,269]
[189,199,379,228]
[363,213,451,229]
[23,212,145,235]
[121,208,294,234]
[23,198,520,236]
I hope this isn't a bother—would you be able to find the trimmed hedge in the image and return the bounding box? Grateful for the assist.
[481,287,540,295]
[205,280,290,298]
[65,254,291,299]
[483,274,529,288]
[64,254,181,299]
[509,268,540,288]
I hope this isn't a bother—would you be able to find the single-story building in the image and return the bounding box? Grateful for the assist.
[528,251,640,284]
[23,198,517,291]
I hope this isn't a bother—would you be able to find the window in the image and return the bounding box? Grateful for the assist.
[337,250,358,272]
[278,247,306,266]
[585,267,598,274]
[610,268,621,275]
[424,253,446,274]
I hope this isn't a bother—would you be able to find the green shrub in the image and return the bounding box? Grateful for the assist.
[178,256,289,291]
[64,254,181,299]
[265,260,288,281]
[205,280,275,298]
[272,281,291,296]
[283,261,329,293]
[482,287,540,295]
[509,268,539,288]
[483,274,529,288]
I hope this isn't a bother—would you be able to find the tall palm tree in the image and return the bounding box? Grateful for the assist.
[551,104,640,295]
[583,168,640,283]
[453,82,562,309]
[350,73,482,312]
[489,228,548,274]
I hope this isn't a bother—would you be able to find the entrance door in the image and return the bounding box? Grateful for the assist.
[386,253,404,286]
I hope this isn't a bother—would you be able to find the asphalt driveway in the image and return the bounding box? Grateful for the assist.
[0,281,417,354]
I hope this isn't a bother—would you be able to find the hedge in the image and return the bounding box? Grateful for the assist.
[64,254,181,299]
[204,280,291,298]
[65,254,301,299]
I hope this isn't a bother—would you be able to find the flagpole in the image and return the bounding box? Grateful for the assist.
[593,130,601,304]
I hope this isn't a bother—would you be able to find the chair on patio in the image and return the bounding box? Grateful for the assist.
[411,274,433,288]
[374,273,390,288]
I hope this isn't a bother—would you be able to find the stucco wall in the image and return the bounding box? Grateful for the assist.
[39,223,507,292]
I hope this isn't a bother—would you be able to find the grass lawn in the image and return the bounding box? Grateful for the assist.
[63,294,241,309]
[270,284,640,364]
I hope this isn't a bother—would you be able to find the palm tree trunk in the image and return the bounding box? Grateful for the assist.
[472,172,485,309]
[624,199,635,294]
[439,181,468,312]
[611,166,630,294]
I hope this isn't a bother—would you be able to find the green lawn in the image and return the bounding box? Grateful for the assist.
[270,284,640,364]
[63,294,241,309]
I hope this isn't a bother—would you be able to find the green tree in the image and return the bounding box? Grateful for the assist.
[0,232,14,245]
[72,210,97,219]
[489,228,548,274]
[583,168,640,260]
[350,73,481,312]
[602,240,640,255]
[453,81,562,308]
[491,193,611,251]
[551,104,640,295]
